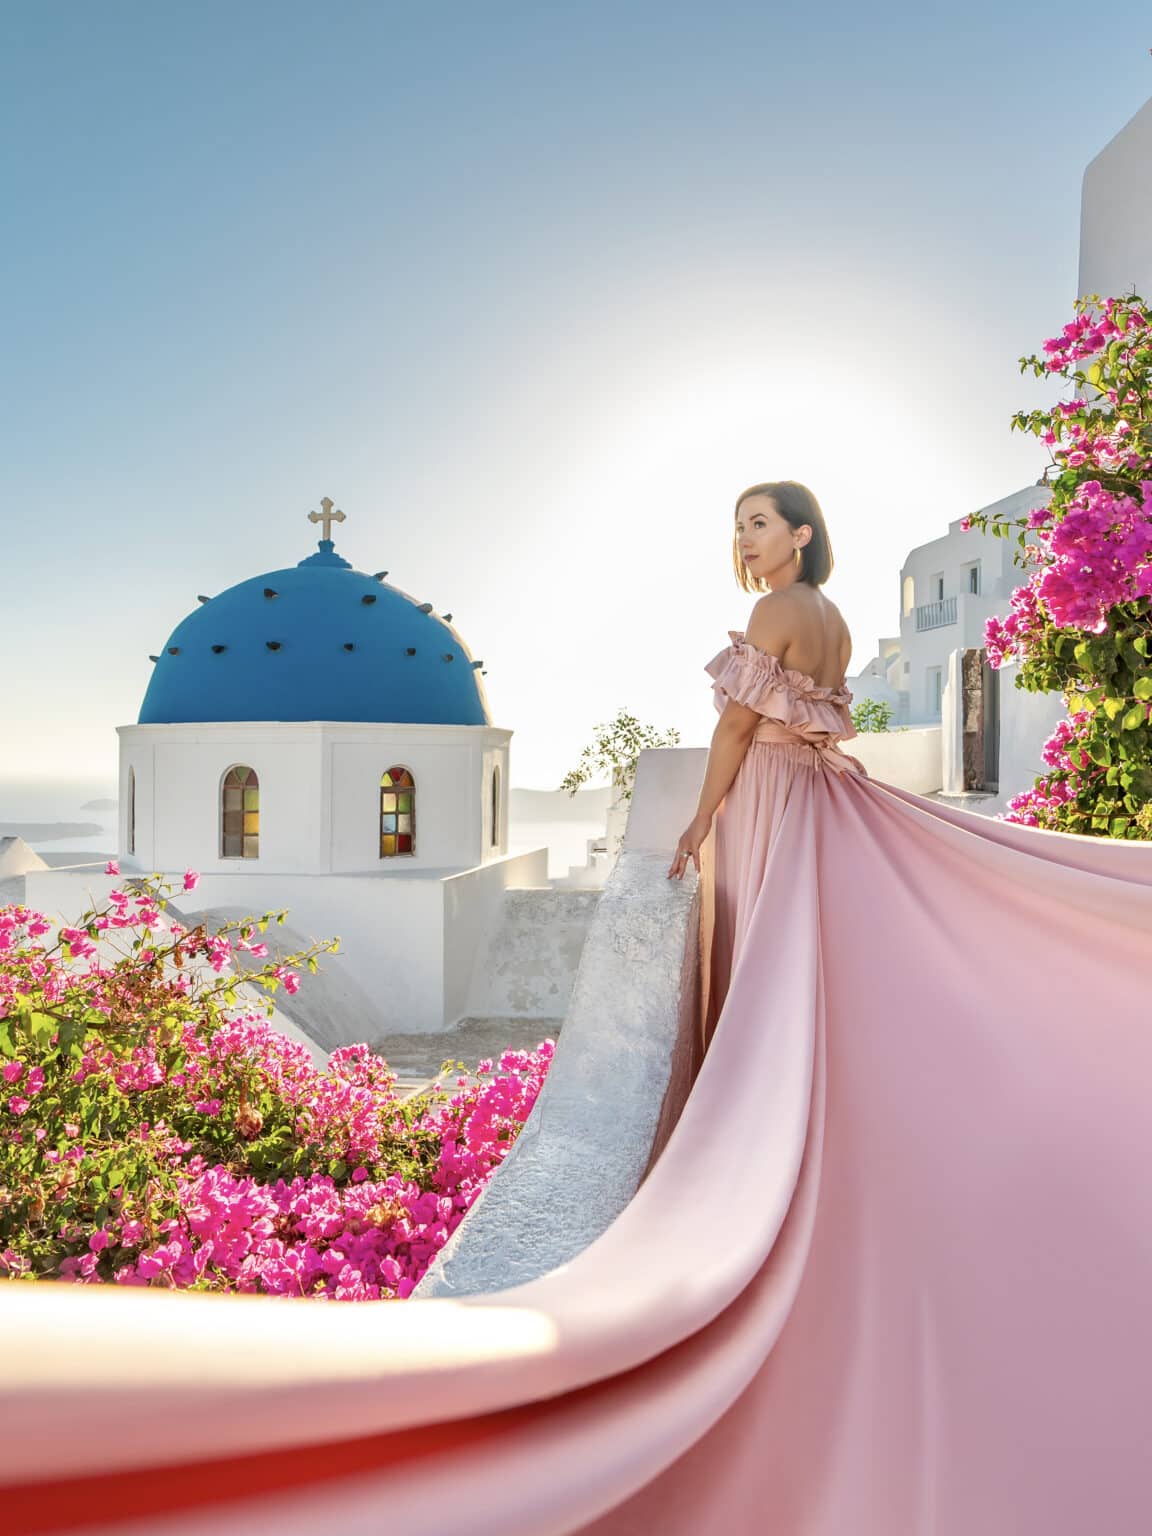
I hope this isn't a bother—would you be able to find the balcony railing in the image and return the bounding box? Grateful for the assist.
[915,596,957,632]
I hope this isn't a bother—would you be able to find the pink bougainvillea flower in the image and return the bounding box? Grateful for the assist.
[0,865,550,1300]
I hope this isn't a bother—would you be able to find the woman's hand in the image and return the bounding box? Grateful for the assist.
[667,812,712,879]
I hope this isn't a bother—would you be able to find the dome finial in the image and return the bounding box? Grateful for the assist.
[307,496,346,543]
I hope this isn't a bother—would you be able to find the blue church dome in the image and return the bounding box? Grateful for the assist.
[139,525,490,727]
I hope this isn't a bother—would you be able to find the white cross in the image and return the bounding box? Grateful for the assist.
[308,496,346,541]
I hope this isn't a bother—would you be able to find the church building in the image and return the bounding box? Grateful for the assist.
[29,501,553,1042]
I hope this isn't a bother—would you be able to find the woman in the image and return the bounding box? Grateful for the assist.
[668,481,867,1054]
[7,484,1152,1536]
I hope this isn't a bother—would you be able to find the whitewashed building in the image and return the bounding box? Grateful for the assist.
[847,90,1152,812]
[846,484,1070,810]
[23,502,582,1044]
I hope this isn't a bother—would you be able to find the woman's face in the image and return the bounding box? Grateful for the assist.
[735,494,809,588]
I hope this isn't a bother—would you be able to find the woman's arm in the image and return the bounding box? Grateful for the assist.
[668,595,792,879]
[668,707,759,878]
[694,593,793,818]
[694,710,760,821]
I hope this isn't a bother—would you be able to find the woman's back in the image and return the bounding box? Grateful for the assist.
[751,586,852,690]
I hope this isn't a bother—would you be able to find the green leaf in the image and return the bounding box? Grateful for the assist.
[58,1017,87,1054]
[1121,705,1147,732]
[1133,675,1152,699]
[28,1013,57,1046]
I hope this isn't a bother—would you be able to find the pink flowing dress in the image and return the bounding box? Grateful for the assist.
[5,630,1152,1536]
[700,629,871,1054]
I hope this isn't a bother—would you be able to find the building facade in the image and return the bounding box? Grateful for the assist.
[25,504,554,1042]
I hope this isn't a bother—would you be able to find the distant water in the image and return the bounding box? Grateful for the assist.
[0,780,606,881]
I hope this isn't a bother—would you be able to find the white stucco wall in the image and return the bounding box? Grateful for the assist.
[844,726,942,793]
[1079,95,1152,305]
[459,887,602,1019]
[991,660,1070,809]
[117,721,511,876]
[442,852,557,1021]
[23,846,549,1039]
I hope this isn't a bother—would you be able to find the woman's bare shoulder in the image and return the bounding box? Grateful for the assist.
[749,589,852,673]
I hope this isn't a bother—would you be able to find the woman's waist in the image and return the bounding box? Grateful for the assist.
[748,718,868,776]
[751,718,841,746]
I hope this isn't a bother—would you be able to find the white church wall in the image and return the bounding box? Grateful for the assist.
[22,856,556,1038]
[25,866,449,1033]
[118,722,512,876]
[167,732,321,873]
[481,745,508,857]
[329,735,473,871]
[21,866,445,1019]
[120,749,152,865]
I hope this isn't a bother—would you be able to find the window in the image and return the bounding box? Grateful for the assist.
[380,766,415,857]
[927,668,943,717]
[221,766,260,858]
[128,766,136,855]
[931,573,944,601]
[968,563,980,594]
[490,763,500,847]
[902,575,914,617]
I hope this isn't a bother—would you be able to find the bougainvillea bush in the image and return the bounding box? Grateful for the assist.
[0,865,553,1300]
[963,290,1152,837]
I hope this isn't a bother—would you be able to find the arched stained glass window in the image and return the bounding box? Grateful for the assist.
[221,765,260,858]
[490,763,500,847]
[380,766,415,857]
[128,766,136,855]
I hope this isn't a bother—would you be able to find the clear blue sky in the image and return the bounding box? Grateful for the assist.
[3,2,1149,789]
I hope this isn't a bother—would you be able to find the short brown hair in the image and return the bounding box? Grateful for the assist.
[732,480,834,590]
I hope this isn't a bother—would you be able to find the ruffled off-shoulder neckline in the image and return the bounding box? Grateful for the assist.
[722,630,853,705]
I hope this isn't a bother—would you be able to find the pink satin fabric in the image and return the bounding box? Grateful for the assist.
[751,717,870,776]
[4,633,1152,1535]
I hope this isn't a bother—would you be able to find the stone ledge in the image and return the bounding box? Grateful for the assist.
[415,847,701,1297]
